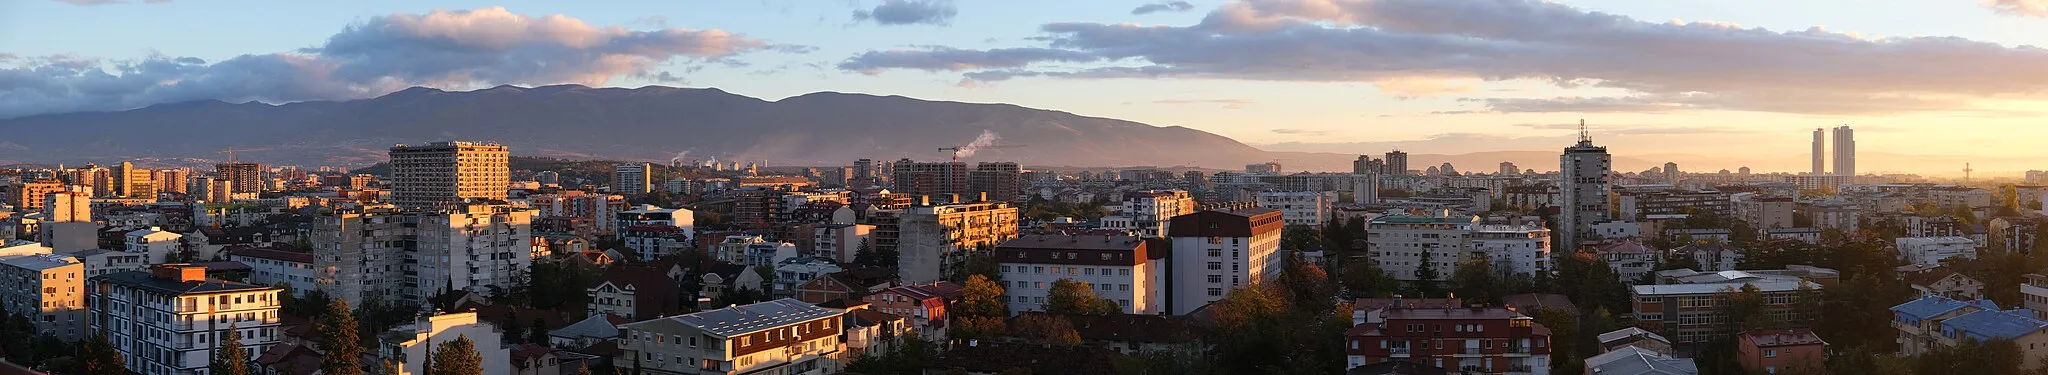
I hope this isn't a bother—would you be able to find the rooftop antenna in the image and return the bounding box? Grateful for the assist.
[1577,119,1591,143]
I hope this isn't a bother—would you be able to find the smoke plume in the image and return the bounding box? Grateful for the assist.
[953,129,1001,159]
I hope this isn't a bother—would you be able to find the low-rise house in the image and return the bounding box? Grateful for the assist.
[1891,295,2000,357]
[1583,345,1698,375]
[550,313,629,349]
[1596,327,1674,356]
[1022,312,1201,356]
[835,300,910,359]
[863,281,963,339]
[1935,308,2048,370]
[1599,241,1662,282]
[616,298,846,375]
[793,267,896,304]
[1737,329,1826,375]
[1502,293,1577,317]
[771,257,843,299]
[587,265,683,321]
[1905,267,1985,300]
[1673,243,1743,272]
[380,312,512,375]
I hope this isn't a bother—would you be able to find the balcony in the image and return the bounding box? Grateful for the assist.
[1388,347,1412,355]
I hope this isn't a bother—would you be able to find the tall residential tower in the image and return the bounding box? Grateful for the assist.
[1833,125,1856,177]
[1559,121,1611,252]
[388,141,509,209]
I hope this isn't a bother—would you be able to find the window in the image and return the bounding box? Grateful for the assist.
[1084,268,1096,275]
[1000,266,1011,272]
[1207,262,1222,270]
[1119,269,1130,276]
[1207,275,1222,283]
[1208,249,1221,257]
[1207,288,1223,296]
[1764,349,1777,358]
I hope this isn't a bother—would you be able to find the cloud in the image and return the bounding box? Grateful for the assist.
[1987,0,2048,17]
[1132,1,1196,15]
[839,0,2048,115]
[1154,98,1255,109]
[853,0,957,26]
[0,7,771,118]
[1270,128,1327,135]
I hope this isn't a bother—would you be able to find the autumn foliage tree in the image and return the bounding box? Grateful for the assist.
[319,299,365,375]
[430,335,484,375]
[1044,279,1119,315]
[953,274,1010,339]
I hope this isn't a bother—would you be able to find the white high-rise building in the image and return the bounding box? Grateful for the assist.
[1833,125,1856,177]
[614,163,653,196]
[1559,122,1611,252]
[1256,191,1334,227]
[89,265,282,375]
[1166,208,1284,315]
[1119,190,1197,238]
[1812,128,1827,175]
[313,204,534,308]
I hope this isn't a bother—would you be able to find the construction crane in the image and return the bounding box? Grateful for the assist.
[939,144,1028,161]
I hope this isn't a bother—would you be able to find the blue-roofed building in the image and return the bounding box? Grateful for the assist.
[1891,295,1999,356]
[1935,308,2048,369]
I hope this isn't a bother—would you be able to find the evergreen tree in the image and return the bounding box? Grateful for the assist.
[211,330,251,375]
[429,335,484,375]
[530,318,551,346]
[320,299,366,375]
[852,239,880,268]
[1413,250,1440,296]
[75,332,126,375]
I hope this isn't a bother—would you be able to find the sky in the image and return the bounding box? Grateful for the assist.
[6,0,2048,176]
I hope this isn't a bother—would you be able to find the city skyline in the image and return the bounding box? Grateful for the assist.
[7,0,2048,176]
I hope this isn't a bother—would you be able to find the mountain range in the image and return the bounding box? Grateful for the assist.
[0,84,1652,172]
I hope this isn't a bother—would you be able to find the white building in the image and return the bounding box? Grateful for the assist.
[125,227,184,263]
[70,248,147,278]
[814,223,875,264]
[617,299,845,375]
[1120,190,1197,237]
[88,265,283,375]
[996,235,1162,315]
[771,257,843,299]
[1166,208,1284,315]
[617,205,696,261]
[1468,224,1553,276]
[1256,191,1334,227]
[313,204,534,308]
[381,312,512,375]
[1897,237,1979,266]
[229,247,318,297]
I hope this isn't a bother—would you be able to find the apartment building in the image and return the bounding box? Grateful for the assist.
[125,227,184,264]
[1256,191,1334,227]
[1736,329,1826,375]
[1732,193,1796,229]
[215,162,263,195]
[862,282,962,339]
[1119,190,1196,238]
[1896,237,1978,266]
[615,163,654,196]
[968,162,1022,202]
[618,299,845,375]
[997,235,1162,315]
[1166,208,1284,315]
[0,253,85,341]
[617,205,695,261]
[313,204,534,308]
[388,141,509,209]
[1618,189,1731,220]
[88,265,283,375]
[1344,306,1554,374]
[896,201,1019,284]
[227,247,316,298]
[1368,215,1551,281]
[1630,269,1827,347]
[1892,295,2001,356]
[5,179,63,211]
[890,160,968,197]
[382,312,512,375]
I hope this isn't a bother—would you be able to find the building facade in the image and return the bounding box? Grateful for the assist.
[615,163,654,196]
[88,265,283,375]
[996,235,1161,315]
[895,202,1019,283]
[1344,307,1554,374]
[1257,191,1334,227]
[617,299,845,375]
[229,247,317,298]
[1120,190,1197,238]
[388,141,509,209]
[1166,208,1284,315]
[0,253,85,341]
[1560,127,1612,252]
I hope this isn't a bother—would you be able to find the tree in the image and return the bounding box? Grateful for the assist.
[851,239,887,268]
[74,333,126,375]
[1009,314,1082,346]
[429,335,484,375]
[1449,259,1505,304]
[1412,249,1440,296]
[957,274,1008,318]
[529,318,551,346]
[1337,261,1399,298]
[211,329,251,375]
[1045,279,1119,315]
[320,299,365,375]
[1281,225,1322,252]
[382,360,402,375]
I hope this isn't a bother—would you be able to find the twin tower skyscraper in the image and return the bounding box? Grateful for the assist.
[1813,126,1856,176]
